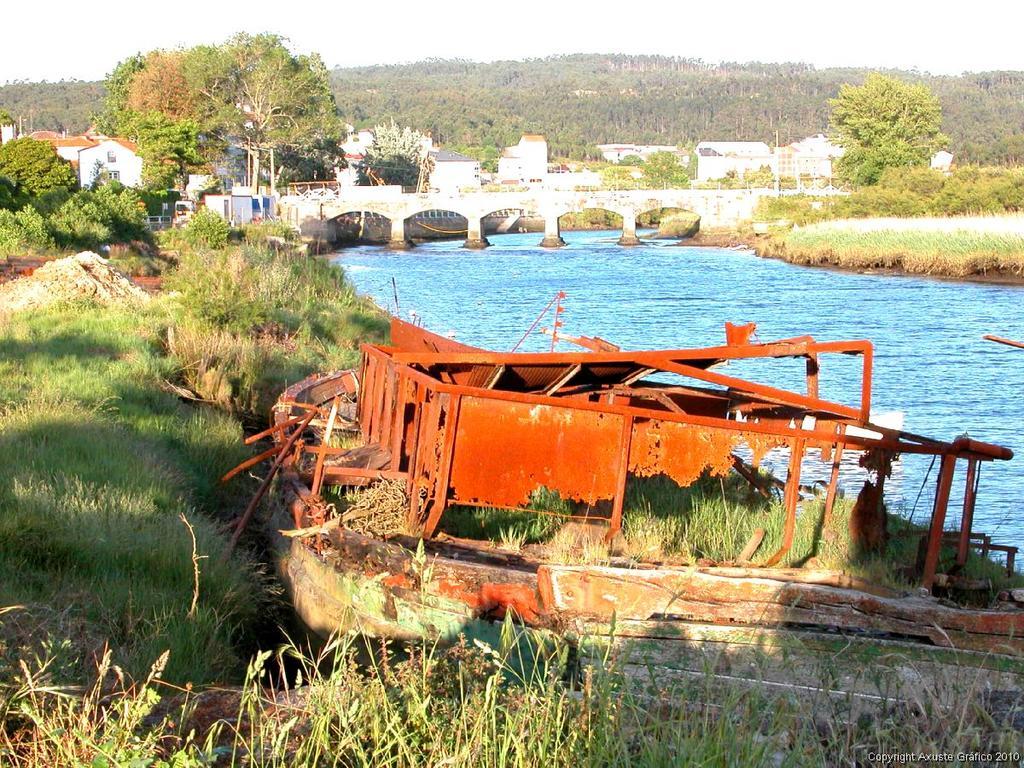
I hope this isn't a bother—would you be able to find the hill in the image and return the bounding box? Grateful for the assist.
[3,55,1023,163]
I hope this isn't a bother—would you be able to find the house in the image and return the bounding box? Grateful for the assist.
[78,138,143,187]
[695,141,775,181]
[0,121,17,145]
[427,149,480,193]
[775,134,844,181]
[50,135,99,164]
[596,143,687,164]
[930,150,954,173]
[497,134,548,184]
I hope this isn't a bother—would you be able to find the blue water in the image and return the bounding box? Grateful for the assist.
[334,230,1024,554]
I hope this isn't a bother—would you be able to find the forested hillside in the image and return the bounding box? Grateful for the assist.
[4,55,1023,163]
[0,80,104,134]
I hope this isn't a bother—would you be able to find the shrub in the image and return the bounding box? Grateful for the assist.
[0,207,54,255]
[42,185,150,251]
[184,208,231,250]
[167,248,269,332]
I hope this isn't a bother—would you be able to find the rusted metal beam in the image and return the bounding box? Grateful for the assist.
[763,437,806,566]
[224,408,316,559]
[920,454,957,590]
[544,363,582,395]
[221,444,282,484]
[983,334,1024,349]
[606,414,635,543]
[822,425,846,527]
[957,458,979,567]
[244,413,310,446]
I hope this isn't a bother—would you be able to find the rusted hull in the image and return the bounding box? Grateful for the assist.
[267,499,1024,710]
[236,316,1024,664]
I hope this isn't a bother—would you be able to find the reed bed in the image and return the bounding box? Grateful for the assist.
[765,217,1024,277]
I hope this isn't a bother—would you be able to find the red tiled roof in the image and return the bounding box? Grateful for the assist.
[51,136,99,148]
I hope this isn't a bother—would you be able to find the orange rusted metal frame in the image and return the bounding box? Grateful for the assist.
[763,437,806,566]
[984,334,1024,349]
[920,454,958,590]
[342,328,1012,587]
[392,338,875,423]
[956,458,980,568]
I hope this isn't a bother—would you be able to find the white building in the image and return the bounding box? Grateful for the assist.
[597,143,687,163]
[50,135,100,163]
[695,141,775,181]
[930,150,954,173]
[775,134,844,181]
[78,139,143,187]
[0,122,16,145]
[497,134,548,184]
[427,149,480,193]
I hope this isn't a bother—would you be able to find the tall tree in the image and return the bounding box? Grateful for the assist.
[126,51,196,120]
[830,73,947,185]
[0,138,77,197]
[187,33,340,193]
[358,122,427,187]
[135,113,203,189]
[95,54,145,135]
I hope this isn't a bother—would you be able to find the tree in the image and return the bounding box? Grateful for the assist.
[641,151,689,188]
[358,122,427,187]
[134,112,203,189]
[274,136,345,186]
[126,51,196,120]
[95,54,145,135]
[830,73,948,186]
[186,33,341,193]
[0,138,77,197]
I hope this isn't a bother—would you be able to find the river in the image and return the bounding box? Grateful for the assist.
[333,230,1024,556]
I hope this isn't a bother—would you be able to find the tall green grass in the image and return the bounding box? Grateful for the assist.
[765,224,1024,277]
[4,628,1021,766]
[0,304,263,684]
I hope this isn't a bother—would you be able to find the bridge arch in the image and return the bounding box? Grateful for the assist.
[637,206,702,240]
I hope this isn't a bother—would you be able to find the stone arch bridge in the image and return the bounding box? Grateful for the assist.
[280,187,770,249]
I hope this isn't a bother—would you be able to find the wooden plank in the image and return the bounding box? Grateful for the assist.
[536,565,1024,654]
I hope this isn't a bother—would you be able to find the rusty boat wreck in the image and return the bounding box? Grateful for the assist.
[231,313,1024,697]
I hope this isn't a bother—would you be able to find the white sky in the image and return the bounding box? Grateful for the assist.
[2,0,1022,82]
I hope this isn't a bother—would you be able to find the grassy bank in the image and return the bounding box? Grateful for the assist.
[0,234,387,694]
[758,217,1024,278]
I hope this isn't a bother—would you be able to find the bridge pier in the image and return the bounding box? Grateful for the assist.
[463,216,490,249]
[388,216,413,250]
[539,214,566,248]
[617,210,641,246]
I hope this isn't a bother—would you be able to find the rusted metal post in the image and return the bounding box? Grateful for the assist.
[311,395,341,497]
[606,414,635,543]
[422,393,462,538]
[920,454,957,590]
[859,345,873,422]
[390,372,408,470]
[822,425,846,527]
[764,438,805,566]
[956,458,979,567]
[805,354,819,400]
